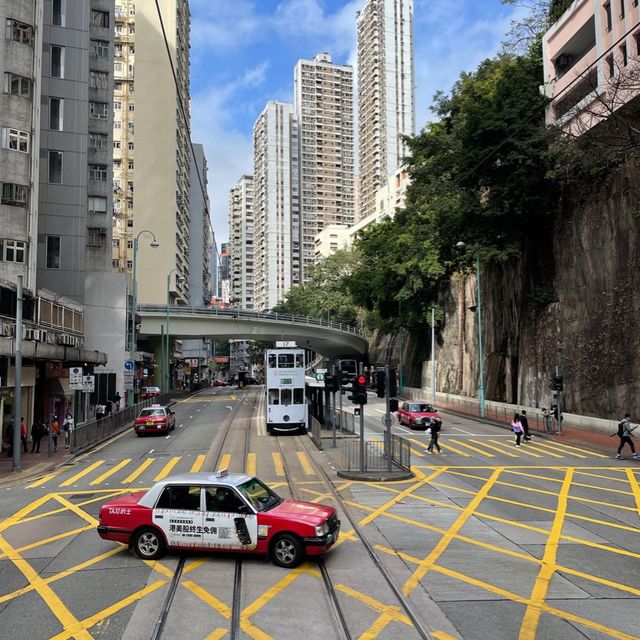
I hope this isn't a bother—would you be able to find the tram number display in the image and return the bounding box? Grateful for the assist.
[280,378,292,385]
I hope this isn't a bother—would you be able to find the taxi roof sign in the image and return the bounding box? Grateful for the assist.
[216,469,229,478]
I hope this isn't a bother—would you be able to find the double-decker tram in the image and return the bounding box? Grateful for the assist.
[265,343,308,435]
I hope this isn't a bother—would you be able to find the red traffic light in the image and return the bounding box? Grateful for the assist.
[357,375,367,385]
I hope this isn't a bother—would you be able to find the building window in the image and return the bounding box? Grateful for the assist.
[128,141,134,150]
[90,71,108,89]
[51,45,65,78]
[113,100,121,110]
[1,127,30,153]
[127,240,133,249]
[91,40,109,58]
[127,122,134,133]
[49,97,64,131]
[112,238,120,247]
[128,103,135,111]
[49,151,63,183]
[90,101,108,120]
[1,240,26,263]
[113,140,121,149]
[604,2,613,31]
[126,260,132,269]
[128,160,134,170]
[52,0,66,26]
[620,0,625,19]
[87,227,106,247]
[1,183,28,206]
[3,72,31,97]
[636,31,640,56]
[112,259,120,268]
[114,120,121,129]
[89,133,108,151]
[128,82,134,93]
[5,19,33,45]
[607,54,615,77]
[91,10,109,28]
[621,43,628,66]
[127,219,133,228]
[46,236,60,268]
[89,164,108,182]
[88,196,107,213]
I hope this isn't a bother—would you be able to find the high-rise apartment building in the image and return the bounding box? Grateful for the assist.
[229,176,255,310]
[253,101,300,311]
[357,0,415,219]
[113,0,191,306]
[294,53,354,276]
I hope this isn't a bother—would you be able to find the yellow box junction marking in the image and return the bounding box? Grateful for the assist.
[296,451,315,475]
[122,457,155,484]
[59,460,105,487]
[90,459,131,486]
[190,454,206,473]
[272,452,284,476]
[450,440,496,457]
[627,468,640,517]
[246,452,257,477]
[153,456,181,481]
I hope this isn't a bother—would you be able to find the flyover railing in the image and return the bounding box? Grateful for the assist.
[138,304,366,338]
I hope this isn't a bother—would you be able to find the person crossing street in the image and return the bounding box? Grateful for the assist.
[613,413,640,460]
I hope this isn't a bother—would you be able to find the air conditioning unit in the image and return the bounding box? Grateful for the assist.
[33,330,47,342]
[24,328,34,340]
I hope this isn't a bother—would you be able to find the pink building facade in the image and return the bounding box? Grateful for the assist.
[542,0,640,133]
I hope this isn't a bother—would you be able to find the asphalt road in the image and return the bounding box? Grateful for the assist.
[0,388,639,640]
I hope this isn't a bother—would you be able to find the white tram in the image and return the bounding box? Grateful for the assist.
[265,344,308,435]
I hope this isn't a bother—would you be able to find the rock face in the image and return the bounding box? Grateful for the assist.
[376,158,640,420]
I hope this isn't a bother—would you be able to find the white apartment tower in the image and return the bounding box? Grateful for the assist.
[253,102,300,311]
[357,0,415,219]
[229,176,255,310]
[112,0,191,305]
[294,53,354,277]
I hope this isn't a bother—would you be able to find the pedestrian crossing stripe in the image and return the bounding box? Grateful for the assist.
[449,440,496,458]
[488,439,545,459]
[60,461,105,487]
[90,459,131,486]
[190,454,206,473]
[122,458,154,484]
[153,456,180,481]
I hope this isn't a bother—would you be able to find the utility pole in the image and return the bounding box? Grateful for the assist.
[431,307,436,406]
[12,276,23,472]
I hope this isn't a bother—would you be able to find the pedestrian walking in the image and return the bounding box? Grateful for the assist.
[4,420,14,457]
[612,413,640,460]
[20,417,28,453]
[95,403,105,420]
[426,419,442,454]
[520,410,531,441]
[62,413,74,449]
[542,407,553,433]
[105,400,112,417]
[30,419,43,453]
[511,413,524,447]
[51,416,59,452]
[113,392,121,411]
[552,404,563,432]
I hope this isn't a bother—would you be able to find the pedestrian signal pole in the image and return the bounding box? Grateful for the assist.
[385,364,392,472]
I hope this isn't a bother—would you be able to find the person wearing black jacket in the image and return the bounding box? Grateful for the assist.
[520,410,531,442]
[30,419,43,453]
[426,419,442,454]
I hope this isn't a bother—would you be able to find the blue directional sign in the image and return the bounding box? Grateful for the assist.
[124,360,134,371]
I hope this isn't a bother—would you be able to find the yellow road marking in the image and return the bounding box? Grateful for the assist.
[296,451,315,475]
[154,456,181,481]
[543,440,609,458]
[272,452,284,476]
[409,437,471,457]
[246,452,256,476]
[574,469,630,484]
[27,471,61,488]
[402,468,503,596]
[509,468,636,496]
[451,440,496,457]
[190,454,206,473]
[466,440,519,458]
[627,468,640,517]
[218,453,231,472]
[335,582,411,625]
[0,533,93,639]
[89,459,131,486]
[59,460,105,487]
[182,580,231,618]
[432,633,460,640]
[533,440,588,459]
[489,439,544,458]
[53,494,98,526]
[519,468,573,640]
[359,468,446,527]
[205,630,228,640]
[122,457,155,484]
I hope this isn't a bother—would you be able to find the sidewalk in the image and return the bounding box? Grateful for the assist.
[0,444,73,486]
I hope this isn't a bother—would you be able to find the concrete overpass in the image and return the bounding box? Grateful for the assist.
[138,305,369,358]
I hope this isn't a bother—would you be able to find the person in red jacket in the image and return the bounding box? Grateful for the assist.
[51,416,60,452]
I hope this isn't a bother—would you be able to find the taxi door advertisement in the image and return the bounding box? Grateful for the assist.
[202,511,258,550]
[153,509,204,548]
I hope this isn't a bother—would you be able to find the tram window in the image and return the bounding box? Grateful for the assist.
[268,388,279,404]
[268,354,277,368]
[278,353,294,368]
[295,353,304,368]
[281,389,292,405]
[293,388,304,404]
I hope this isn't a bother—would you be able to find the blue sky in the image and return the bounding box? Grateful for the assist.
[188,0,528,243]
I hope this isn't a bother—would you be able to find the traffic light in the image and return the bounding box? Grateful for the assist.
[549,375,564,391]
[324,374,338,393]
[376,371,386,398]
[389,398,399,412]
[349,375,368,405]
[389,369,397,397]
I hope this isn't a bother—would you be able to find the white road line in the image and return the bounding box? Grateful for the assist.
[449,425,475,435]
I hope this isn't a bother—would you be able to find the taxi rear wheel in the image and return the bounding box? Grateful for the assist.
[271,533,304,568]
[132,527,165,560]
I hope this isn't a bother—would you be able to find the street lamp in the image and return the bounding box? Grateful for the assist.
[456,241,485,418]
[129,230,159,407]
[165,268,185,393]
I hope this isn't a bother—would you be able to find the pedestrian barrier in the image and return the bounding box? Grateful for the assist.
[341,434,411,472]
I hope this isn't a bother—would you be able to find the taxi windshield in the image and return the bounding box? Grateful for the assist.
[237,478,282,512]
[410,403,434,413]
[140,409,164,417]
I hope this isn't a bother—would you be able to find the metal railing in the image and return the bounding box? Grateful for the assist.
[331,409,356,435]
[310,416,323,449]
[341,434,411,472]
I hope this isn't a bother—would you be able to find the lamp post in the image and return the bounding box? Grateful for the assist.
[129,230,159,407]
[456,242,485,418]
[165,268,185,393]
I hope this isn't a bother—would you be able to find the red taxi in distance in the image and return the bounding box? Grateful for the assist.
[134,404,175,436]
[142,386,161,399]
[97,471,340,568]
[397,401,443,431]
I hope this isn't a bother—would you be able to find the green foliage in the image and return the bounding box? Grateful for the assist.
[272,249,360,325]
[549,0,573,23]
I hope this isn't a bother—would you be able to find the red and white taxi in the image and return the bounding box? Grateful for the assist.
[97,471,340,568]
[397,401,443,430]
[134,405,176,436]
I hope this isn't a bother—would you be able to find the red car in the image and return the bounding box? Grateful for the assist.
[97,471,340,568]
[397,401,443,430]
[142,386,161,399]
[212,380,228,387]
[134,405,176,436]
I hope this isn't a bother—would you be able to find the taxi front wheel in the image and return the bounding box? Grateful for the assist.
[271,533,304,568]
[132,527,165,560]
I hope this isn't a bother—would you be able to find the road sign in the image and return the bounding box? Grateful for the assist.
[69,367,83,391]
[124,360,134,371]
[315,372,325,382]
[82,375,95,393]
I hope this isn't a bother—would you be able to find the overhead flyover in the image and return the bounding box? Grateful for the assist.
[138,305,368,358]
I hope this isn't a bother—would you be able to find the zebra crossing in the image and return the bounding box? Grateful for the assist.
[26,450,317,490]
[406,435,610,460]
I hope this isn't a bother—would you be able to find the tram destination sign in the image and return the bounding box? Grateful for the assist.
[280,378,293,385]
